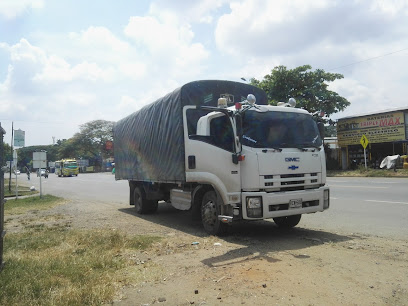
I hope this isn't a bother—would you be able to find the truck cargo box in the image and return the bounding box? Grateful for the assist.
[114,80,267,183]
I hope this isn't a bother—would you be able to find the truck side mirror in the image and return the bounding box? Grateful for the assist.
[318,122,325,139]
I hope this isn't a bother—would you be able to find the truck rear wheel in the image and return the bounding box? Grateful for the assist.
[201,191,227,236]
[273,214,301,228]
[147,200,158,213]
[133,187,158,214]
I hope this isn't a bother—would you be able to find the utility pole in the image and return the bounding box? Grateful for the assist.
[1,122,6,272]
[8,122,13,192]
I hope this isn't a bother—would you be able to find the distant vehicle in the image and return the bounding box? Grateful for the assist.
[14,170,20,175]
[55,159,79,177]
[37,169,46,177]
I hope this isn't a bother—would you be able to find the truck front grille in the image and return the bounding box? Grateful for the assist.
[262,173,321,192]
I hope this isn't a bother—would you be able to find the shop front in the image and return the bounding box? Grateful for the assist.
[337,109,408,169]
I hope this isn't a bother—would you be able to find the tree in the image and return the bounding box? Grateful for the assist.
[71,120,114,160]
[3,143,12,164]
[324,125,337,137]
[56,139,80,160]
[17,145,58,168]
[250,65,350,119]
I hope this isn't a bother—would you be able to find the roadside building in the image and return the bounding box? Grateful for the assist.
[324,137,341,170]
[337,107,408,169]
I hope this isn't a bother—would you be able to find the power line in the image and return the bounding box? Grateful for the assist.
[328,47,408,71]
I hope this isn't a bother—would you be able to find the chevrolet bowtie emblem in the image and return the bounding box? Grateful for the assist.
[288,165,299,170]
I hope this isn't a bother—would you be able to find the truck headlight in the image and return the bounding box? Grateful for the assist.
[323,189,330,209]
[246,197,263,218]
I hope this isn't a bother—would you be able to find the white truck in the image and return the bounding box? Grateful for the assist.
[114,80,329,235]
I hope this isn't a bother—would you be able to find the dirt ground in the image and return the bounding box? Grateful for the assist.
[5,198,408,306]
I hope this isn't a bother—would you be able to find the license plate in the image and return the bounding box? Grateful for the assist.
[289,199,302,209]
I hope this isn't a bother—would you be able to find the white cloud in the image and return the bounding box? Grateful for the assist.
[34,58,114,83]
[0,0,44,20]
[0,39,114,93]
[215,0,408,56]
[124,16,203,55]
[0,38,110,143]
[119,62,146,80]
[69,26,130,55]
[124,15,209,77]
[149,0,229,24]
[369,0,408,16]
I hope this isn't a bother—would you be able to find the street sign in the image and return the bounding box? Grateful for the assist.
[13,150,17,168]
[360,134,369,149]
[33,152,47,169]
[360,135,369,169]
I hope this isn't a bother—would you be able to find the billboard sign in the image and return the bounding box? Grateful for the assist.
[13,129,25,147]
[337,111,406,146]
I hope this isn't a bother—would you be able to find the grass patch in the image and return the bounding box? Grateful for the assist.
[0,226,162,305]
[4,178,38,197]
[328,168,408,177]
[4,194,65,215]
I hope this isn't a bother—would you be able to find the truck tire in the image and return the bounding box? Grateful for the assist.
[133,186,158,214]
[201,191,227,236]
[273,214,301,228]
[147,200,158,213]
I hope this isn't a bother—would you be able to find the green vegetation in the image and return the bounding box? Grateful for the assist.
[0,196,162,305]
[250,65,350,119]
[1,227,161,305]
[15,119,114,170]
[4,194,63,215]
[4,178,38,198]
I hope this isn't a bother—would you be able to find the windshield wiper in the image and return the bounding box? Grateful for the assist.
[295,143,321,151]
[277,143,321,151]
[255,141,282,152]
[262,147,282,152]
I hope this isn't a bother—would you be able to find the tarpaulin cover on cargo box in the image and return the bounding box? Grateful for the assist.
[113,80,268,183]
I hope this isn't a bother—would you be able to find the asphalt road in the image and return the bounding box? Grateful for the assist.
[304,176,408,239]
[19,172,408,239]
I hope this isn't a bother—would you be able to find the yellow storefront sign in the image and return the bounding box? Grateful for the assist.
[337,111,405,146]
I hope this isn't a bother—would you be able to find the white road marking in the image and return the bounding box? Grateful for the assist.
[365,200,408,205]
[328,185,387,189]
[328,180,397,184]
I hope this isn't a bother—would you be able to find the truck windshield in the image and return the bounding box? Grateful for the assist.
[241,110,322,149]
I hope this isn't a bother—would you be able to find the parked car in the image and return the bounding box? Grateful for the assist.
[37,169,46,177]
[14,170,20,175]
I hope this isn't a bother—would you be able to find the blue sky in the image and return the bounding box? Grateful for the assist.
[1,0,408,146]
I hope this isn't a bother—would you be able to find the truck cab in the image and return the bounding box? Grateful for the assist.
[183,95,329,234]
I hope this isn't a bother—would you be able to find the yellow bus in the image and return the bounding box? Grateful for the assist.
[55,159,79,177]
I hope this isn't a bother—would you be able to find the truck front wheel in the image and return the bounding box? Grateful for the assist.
[201,191,227,236]
[273,214,301,228]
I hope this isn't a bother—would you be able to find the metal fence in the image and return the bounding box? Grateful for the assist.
[0,123,5,271]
